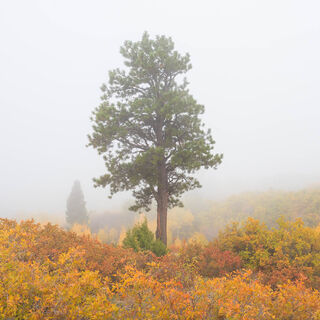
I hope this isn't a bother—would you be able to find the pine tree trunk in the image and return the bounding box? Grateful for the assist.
[156,160,168,245]
[156,191,168,245]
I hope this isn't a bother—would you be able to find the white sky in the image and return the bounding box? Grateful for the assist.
[1,0,320,217]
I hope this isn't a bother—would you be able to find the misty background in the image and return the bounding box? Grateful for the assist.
[1,0,320,220]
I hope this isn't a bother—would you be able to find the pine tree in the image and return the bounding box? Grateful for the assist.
[66,180,89,226]
[88,32,222,245]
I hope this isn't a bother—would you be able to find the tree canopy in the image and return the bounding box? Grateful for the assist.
[88,32,222,244]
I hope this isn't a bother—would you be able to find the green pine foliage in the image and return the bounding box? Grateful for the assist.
[123,219,167,256]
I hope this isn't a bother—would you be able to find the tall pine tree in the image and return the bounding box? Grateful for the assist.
[88,32,222,245]
[66,180,89,226]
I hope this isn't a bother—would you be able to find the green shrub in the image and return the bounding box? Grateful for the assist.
[151,239,167,256]
[123,219,167,256]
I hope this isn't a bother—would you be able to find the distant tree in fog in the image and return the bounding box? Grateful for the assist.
[66,180,88,226]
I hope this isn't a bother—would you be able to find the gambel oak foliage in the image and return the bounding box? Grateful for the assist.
[2,218,320,319]
[88,32,222,245]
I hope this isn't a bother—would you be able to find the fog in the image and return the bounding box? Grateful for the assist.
[1,0,320,219]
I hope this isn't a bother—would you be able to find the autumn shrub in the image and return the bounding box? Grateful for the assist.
[214,217,320,289]
[0,218,152,279]
[176,240,204,265]
[148,241,204,288]
[112,265,192,319]
[270,280,320,320]
[0,246,116,319]
[2,218,320,319]
[190,270,274,319]
[198,244,242,277]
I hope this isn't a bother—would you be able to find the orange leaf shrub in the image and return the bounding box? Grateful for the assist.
[2,218,320,319]
[198,244,242,277]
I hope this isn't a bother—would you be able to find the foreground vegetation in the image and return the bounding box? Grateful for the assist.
[2,216,320,319]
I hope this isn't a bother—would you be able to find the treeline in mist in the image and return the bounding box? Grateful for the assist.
[72,186,320,246]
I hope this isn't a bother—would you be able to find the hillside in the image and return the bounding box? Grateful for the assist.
[88,186,320,245]
[195,186,320,239]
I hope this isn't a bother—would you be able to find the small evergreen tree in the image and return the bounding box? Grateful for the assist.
[66,180,89,226]
[123,219,167,256]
